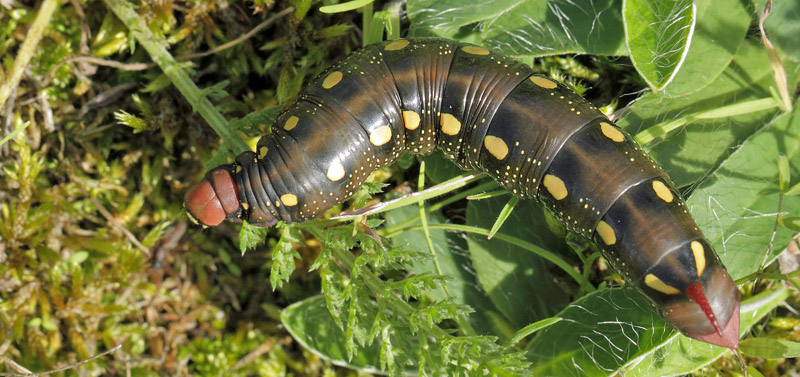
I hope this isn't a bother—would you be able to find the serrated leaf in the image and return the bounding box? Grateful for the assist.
[387,205,498,336]
[281,295,390,373]
[199,80,230,101]
[238,220,270,254]
[267,226,301,289]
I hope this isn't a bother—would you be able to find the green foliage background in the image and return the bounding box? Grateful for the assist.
[1,0,800,376]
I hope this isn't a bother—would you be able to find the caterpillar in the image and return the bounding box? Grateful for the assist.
[184,38,740,349]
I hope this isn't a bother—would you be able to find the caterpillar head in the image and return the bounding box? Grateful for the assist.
[641,240,741,349]
[660,265,740,349]
[184,168,242,227]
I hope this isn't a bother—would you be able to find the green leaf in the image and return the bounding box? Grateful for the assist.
[41,318,58,331]
[407,0,626,58]
[507,317,561,346]
[780,216,800,232]
[786,182,800,196]
[763,0,800,62]
[619,39,793,188]
[688,104,800,279]
[270,226,301,289]
[319,0,374,13]
[228,105,281,133]
[281,295,389,373]
[198,80,230,101]
[778,155,791,192]
[238,220,270,254]
[313,24,353,40]
[114,110,148,133]
[488,196,518,239]
[747,366,766,377]
[386,205,497,336]
[623,0,695,91]
[740,337,800,359]
[467,196,571,328]
[69,250,89,265]
[658,0,751,97]
[526,287,790,376]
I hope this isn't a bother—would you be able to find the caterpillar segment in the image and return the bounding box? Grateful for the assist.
[184,38,740,349]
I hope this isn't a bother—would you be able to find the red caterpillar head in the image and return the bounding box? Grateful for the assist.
[184,168,242,227]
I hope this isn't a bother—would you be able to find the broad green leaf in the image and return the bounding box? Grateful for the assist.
[763,0,800,62]
[618,39,792,188]
[658,0,750,97]
[467,196,571,328]
[407,0,626,58]
[740,337,800,359]
[526,287,790,376]
[688,104,800,279]
[623,287,791,377]
[623,0,695,91]
[281,295,388,373]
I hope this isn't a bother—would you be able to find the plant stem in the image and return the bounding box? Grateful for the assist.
[634,97,779,145]
[102,0,249,153]
[0,0,58,111]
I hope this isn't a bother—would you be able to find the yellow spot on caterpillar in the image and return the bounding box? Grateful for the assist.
[530,76,557,89]
[543,174,568,200]
[600,121,625,142]
[596,220,616,245]
[322,71,343,89]
[327,161,345,182]
[258,146,268,159]
[370,126,393,146]
[284,116,299,131]
[462,46,489,55]
[652,180,674,203]
[645,274,680,295]
[281,194,298,207]
[403,110,420,130]
[692,241,706,278]
[385,39,410,51]
[440,113,462,135]
[484,135,509,160]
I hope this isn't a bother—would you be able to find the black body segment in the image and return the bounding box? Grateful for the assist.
[185,38,740,349]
